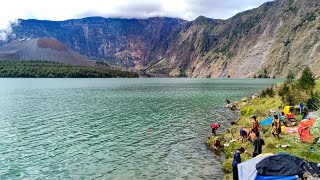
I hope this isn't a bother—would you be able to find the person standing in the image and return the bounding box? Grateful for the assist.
[251,116,259,133]
[252,132,265,157]
[300,103,305,114]
[211,123,220,136]
[302,107,309,119]
[272,114,281,140]
[232,147,245,180]
[247,130,257,142]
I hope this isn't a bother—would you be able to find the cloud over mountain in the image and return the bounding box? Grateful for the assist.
[0,0,272,40]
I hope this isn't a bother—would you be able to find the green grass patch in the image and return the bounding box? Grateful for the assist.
[240,106,254,117]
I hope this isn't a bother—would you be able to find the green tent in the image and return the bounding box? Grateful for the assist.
[306,112,320,136]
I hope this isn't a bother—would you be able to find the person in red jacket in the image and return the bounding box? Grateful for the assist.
[251,116,259,133]
[211,123,220,136]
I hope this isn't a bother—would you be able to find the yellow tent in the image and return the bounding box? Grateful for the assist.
[256,153,274,157]
[283,106,293,115]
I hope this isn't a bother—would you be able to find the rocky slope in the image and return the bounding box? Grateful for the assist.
[0,37,93,66]
[10,17,184,68]
[5,0,320,78]
[150,0,320,78]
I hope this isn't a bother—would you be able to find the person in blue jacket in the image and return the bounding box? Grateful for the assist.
[232,147,245,180]
[300,103,305,114]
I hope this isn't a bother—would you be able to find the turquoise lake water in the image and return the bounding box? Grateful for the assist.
[0,78,280,179]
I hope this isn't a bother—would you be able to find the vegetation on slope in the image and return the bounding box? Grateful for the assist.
[0,61,139,78]
[208,67,320,179]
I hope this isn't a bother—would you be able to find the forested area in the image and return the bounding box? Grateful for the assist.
[0,61,139,78]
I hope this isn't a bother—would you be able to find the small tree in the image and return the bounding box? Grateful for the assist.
[309,90,320,111]
[265,87,275,97]
[298,67,315,90]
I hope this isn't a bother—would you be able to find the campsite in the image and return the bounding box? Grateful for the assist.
[208,68,320,179]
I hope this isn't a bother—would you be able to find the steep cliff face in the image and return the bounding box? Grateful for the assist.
[147,0,320,78]
[11,17,185,68]
[8,0,320,77]
[263,0,320,78]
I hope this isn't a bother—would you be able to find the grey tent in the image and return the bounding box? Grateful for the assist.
[238,154,274,180]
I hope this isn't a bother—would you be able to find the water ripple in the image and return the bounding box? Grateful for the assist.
[0,78,280,179]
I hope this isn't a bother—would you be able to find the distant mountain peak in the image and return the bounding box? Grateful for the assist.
[0,37,93,66]
[37,37,67,51]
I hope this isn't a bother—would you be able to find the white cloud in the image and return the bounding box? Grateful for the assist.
[0,0,273,40]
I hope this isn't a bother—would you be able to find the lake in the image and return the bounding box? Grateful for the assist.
[0,78,280,179]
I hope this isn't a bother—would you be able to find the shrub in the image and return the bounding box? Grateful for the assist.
[278,70,312,105]
[222,159,233,174]
[260,87,275,98]
[286,95,296,106]
[298,67,315,90]
[307,91,320,111]
[260,90,267,98]
[240,106,254,117]
[286,71,295,82]
[279,84,290,97]
[265,87,275,97]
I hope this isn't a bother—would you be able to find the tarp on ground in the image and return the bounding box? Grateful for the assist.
[254,175,298,180]
[276,111,284,122]
[256,154,320,177]
[238,154,274,180]
[284,127,298,133]
[260,116,273,126]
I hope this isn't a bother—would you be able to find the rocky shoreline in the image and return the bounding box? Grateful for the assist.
[207,85,277,178]
[224,93,259,111]
[206,92,263,179]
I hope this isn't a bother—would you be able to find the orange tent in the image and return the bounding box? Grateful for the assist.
[298,117,316,143]
[300,117,316,126]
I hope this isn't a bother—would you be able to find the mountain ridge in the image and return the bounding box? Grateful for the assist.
[3,0,320,78]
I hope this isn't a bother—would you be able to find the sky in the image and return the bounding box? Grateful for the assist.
[0,0,273,40]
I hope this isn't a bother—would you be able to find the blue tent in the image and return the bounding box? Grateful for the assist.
[255,175,298,180]
[260,112,284,126]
